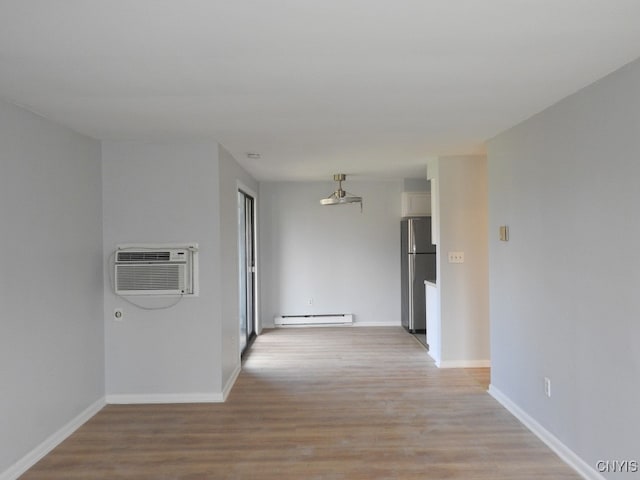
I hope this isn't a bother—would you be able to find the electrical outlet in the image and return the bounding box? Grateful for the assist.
[544,377,551,398]
[114,308,124,321]
[447,251,465,263]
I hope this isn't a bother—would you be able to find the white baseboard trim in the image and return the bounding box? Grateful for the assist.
[275,314,353,326]
[106,392,224,404]
[437,359,491,368]
[105,368,243,405]
[488,384,604,480]
[1,397,105,480]
[221,364,241,402]
[272,321,400,328]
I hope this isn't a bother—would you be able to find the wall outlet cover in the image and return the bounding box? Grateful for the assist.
[447,251,465,263]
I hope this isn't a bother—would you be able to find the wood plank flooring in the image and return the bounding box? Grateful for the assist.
[22,327,580,479]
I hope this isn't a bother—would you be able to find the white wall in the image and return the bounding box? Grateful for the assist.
[429,156,490,367]
[0,100,104,473]
[488,58,640,474]
[102,141,223,398]
[259,180,403,327]
[102,141,257,400]
[439,156,490,365]
[217,145,259,386]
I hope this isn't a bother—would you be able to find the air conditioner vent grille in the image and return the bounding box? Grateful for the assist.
[116,264,184,292]
[117,251,171,262]
[114,245,198,296]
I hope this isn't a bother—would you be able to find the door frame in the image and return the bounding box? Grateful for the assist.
[237,182,260,345]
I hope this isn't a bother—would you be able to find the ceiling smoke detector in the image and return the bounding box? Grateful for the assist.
[320,174,363,211]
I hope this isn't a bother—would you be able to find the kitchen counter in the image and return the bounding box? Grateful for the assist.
[424,280,440,365]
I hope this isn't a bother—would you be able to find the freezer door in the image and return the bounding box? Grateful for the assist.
[407,217,435,254]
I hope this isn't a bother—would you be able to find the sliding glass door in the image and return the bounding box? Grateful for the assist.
[238,190,256,356]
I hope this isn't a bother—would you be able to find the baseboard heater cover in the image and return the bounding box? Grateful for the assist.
[274,314,354,326]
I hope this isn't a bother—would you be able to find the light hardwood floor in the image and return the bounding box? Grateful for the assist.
[22,327,580,479]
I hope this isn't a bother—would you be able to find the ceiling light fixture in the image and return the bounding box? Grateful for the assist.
[320,174,363,211]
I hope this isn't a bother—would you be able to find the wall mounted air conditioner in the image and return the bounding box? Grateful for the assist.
[114,245,198,296]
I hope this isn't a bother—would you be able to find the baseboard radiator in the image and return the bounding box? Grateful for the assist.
[274,314,354,326]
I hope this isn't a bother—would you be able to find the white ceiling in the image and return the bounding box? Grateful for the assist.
[1,1,639,181]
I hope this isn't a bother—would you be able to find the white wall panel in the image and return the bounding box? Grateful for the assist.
[0,99,104,474]
[488,58,640,471]
[259,180,403,327]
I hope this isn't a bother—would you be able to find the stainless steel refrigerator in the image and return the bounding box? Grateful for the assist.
[401,217,436,333]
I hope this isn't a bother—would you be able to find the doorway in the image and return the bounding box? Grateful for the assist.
[238,189,256,356]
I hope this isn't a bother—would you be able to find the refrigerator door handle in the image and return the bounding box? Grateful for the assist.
[408,218,415,253]
[408,254,415,329]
